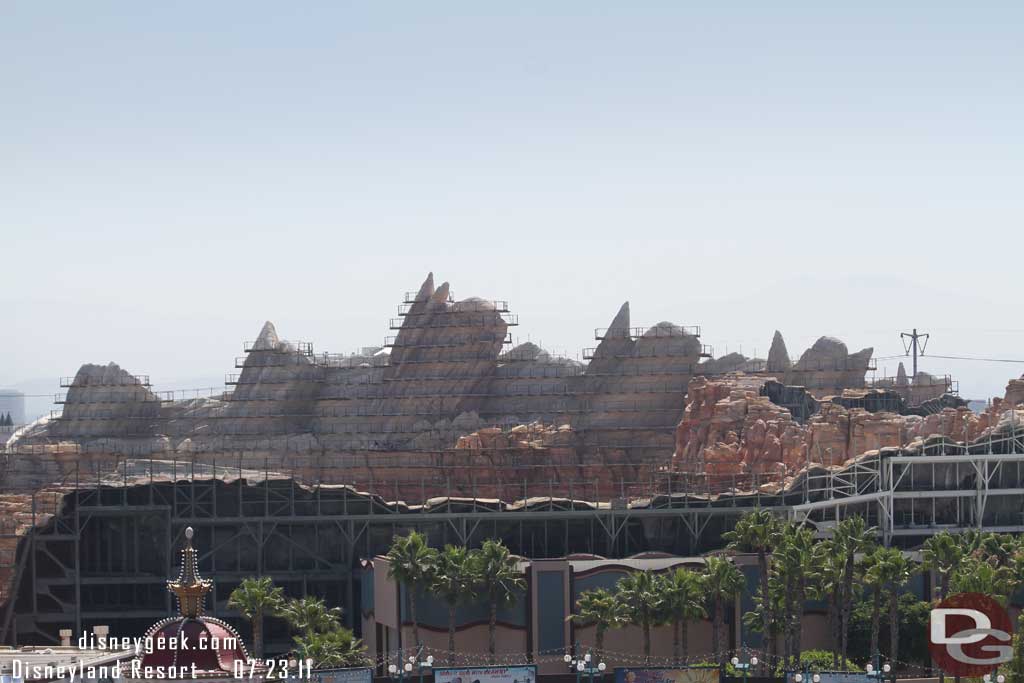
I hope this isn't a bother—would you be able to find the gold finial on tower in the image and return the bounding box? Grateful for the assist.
[167,526,212,618]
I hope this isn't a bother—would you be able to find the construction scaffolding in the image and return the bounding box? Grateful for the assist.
[1,274,919,648]
[792,429,1024,544]
[0,453,798,649]
[3,425,1023,648]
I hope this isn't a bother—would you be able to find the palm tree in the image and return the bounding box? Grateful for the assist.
[813,540,845,669]
[863,547,914,664]
[430,545,479,664]
[227,576,285,658]
[702,556,745,666]
[977,533,1020,570]
[294,627,369,668]
[569,588,625,654]
[281,596,344,638]
[956,529,987,557]
[832,516,876,665]
[615,570,664,663]
[772,523,818,666]
[860,549,885,663]
[884,550,914,665]
[474,539,525,664]
[951,556,1018,605]
[741,584,785,666]
[724,509,780,665]
[661,568,706,664]
[1006,613,1024,683]
[386,531,439,649]
[922,531,963,601]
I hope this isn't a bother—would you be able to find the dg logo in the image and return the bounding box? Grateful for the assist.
[929,592,1014,677]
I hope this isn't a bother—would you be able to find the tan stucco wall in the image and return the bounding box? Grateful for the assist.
[398,623,528,662]
[573,620,715,666]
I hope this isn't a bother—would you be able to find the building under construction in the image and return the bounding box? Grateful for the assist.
[4,272,1019,651]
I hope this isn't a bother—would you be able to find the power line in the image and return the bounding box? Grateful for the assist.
[924,353,1024,364]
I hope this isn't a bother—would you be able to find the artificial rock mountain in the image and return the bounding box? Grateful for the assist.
[4,272,968,502]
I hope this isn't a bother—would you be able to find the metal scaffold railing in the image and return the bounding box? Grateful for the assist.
[791,427,1024,545]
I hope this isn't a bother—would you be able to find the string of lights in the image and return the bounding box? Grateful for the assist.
[370,644,900,672]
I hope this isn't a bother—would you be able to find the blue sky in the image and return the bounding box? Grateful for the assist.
[2,2,1023,408]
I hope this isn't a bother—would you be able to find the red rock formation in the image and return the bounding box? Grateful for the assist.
[1004,376,1024,408]
[671,374,976,491]
[673,375,807,488]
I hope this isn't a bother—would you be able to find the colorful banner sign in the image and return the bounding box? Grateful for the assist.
[434,665,538,683]
[785,673,871,683]
[310,667,374,683]
[614,667,719,683]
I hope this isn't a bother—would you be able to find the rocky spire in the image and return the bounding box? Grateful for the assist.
[430,281,451,304]
[252,321,279,351]
[414,272,435,302]
[896,362,909,387]
[766,330,791,373]
[167,527,212,619]
[606,302,631,338]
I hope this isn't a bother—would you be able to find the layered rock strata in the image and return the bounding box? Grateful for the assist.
[10,274,888,501]
[672,372,1021,493]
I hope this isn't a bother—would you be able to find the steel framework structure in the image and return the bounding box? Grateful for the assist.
[791,430,1024,544]
[0,457,790,649]
[2,427,1022,649]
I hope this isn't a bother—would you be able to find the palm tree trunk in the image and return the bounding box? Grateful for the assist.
[842,552,855,666]
[758,549,771,673]
[488,598,497,664]
[794,581,805,665]
[938,579,947,683]
[410,592,421,648]
[253,610,264,659]
[785,575,796,668]
[713,598,723,666]
[889,590,899,664]
[829,589,839,669]
[870,586,881,659]
[784,598,793,667]
[596,625,605,654]
[673,620,681,664]
[643,621,651,663]
[682,619,689,664]
[448,605,456,665]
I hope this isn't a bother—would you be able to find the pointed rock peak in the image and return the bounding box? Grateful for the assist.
[414,272,435,302]
[767,330,791,372]
[896,362,909,386]
[252,321,279,351]
[606,302,631,338]
[851,346,874,362]
[431,281,450,303]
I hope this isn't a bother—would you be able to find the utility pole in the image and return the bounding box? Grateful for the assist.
[900,328,929,378]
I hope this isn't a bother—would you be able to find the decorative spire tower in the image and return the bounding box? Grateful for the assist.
[135,525,254,679]
[167,527,212,618]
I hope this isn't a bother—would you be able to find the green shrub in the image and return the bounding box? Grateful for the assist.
[775,650,863,675]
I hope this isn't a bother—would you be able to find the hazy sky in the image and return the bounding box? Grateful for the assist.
[3,2,1023,410]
